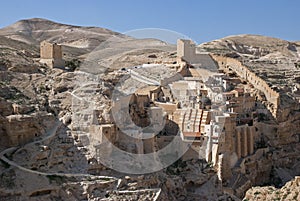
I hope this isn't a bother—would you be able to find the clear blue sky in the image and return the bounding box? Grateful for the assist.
[0,0,299,44]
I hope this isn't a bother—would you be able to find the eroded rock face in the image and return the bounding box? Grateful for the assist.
[0,98,13,116]
[0,60,8,71]
[244,176,300,201]
[1,19,300,200]
[3,113,55,146]
[8,63,40,74]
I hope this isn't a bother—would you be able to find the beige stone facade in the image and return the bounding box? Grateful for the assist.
[75,39,281,198]
[3,113,55,146]
[89,124,117,145]
[173,109,210,142]
[40,41,64,68]
[224,89,255,114]
[211,54,280,118]
[177,39,218,70]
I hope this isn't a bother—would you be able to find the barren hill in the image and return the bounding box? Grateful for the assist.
[0,19,300,201]
[199,34,300,108]
[0,18,175,65]
[0,18,122,53]
[198,34,300,61]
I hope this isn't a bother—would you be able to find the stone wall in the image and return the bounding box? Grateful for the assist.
[52,44,63,60]
[160,73,182,86]
[154,102,178,117]
[235,125,255,158]
[205,113,256,183]
[2,113,55,146]
[211,54,280,118]
[177,39,218,70]
[89,124,116,145]
[40,41,54,59]
[40,41,62,59]
[160,62,190,86]
[177,39,196,63]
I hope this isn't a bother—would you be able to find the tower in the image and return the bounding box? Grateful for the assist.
[40,41,64,68]
[177,39,196,63]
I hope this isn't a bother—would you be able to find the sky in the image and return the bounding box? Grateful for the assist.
[0,0,299,44]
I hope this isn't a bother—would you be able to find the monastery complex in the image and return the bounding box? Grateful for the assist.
[64,38,300,197]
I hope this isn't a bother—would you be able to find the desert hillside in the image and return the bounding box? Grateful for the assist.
[0,18,176,68]
[0,18,122,53]
[0,19,299,201]
[198,34,300,61]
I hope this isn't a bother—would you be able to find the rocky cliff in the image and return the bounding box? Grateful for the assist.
[0,19,299,200]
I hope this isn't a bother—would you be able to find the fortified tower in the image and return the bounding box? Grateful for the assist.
[177,39,197,63]
[40,41,64,68]
[177,39,218,70]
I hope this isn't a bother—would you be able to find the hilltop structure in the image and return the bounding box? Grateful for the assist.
[177,39,218,70]
[40,41,64,68]
[1,18,300,201]
[68,39,266,197]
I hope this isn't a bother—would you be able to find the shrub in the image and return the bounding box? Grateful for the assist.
[65,59,81,71]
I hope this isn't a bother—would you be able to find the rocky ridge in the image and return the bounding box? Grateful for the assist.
[0,19,299,200]
[244,176,300,201]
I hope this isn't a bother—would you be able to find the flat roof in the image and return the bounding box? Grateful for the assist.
[183,132,202,137]
[135,85,160,95]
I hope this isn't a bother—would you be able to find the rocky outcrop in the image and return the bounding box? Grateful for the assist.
[0,98,13,116]
[1,19,300,201]
[198,34,299,60]
[3,113,55,146]
[244,176,300,201]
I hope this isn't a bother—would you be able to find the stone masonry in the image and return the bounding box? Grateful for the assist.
[40,41,64,68]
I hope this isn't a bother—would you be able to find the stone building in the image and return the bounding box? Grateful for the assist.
[90,124,117,145]
[40,41,65,68]
[3,113,55,146]
[177,39,218,70]
[173,108,210,142]
[135,85,163,102]
[204,112,255,182]
[223,89,256,114]
[211,54,280,119]
[169,79,207,109]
